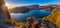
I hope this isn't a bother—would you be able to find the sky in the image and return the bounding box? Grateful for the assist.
[4,0,60,7]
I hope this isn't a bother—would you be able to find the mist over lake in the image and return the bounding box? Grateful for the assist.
[10,9,53,22]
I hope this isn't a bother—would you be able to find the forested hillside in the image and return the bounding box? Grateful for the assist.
[43,8,60,28]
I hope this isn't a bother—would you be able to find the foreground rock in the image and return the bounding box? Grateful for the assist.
[0,0,11,28]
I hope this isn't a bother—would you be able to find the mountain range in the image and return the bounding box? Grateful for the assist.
[9,4,60,13]
[10,4,60,28]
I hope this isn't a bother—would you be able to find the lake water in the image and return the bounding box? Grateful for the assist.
[10,9,53,22]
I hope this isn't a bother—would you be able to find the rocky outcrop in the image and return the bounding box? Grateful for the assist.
[0,0,11,28]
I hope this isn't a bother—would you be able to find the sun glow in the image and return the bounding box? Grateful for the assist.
[5,3,14,9]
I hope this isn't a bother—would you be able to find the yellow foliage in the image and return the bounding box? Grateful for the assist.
[43,8,60,28]
[0,0,5,5]
[10,18,16,24]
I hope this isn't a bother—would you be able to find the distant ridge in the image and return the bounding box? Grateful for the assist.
[9,4,60,13]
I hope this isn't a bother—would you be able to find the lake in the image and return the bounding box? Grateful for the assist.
[10,9,53,22]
